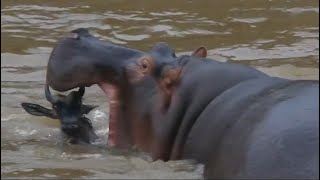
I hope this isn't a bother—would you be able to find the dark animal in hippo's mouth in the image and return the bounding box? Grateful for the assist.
[45,28,319,179]
[21,84,99,144]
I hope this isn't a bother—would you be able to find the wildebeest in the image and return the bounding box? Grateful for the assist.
[21,84,99,144]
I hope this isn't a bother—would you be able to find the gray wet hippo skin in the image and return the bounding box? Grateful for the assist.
[46,28,319,179]
[156,50,319,179]
[21,85,99,144]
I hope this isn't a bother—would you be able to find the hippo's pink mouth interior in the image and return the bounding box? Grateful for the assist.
[98,82,122,147]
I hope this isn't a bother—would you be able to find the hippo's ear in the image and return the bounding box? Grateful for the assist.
[21,102,58,119]
[192,47,207,58]
[81,104,98,115]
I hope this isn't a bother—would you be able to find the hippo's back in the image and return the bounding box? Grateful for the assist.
[221,80,318,179]
[240,81,319,179]
[186,78,319,179]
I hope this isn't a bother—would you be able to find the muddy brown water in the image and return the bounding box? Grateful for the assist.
[1,0,319,179]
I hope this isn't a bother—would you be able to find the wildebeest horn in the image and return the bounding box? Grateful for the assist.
[45,83,58,103]
[78,87,85,97]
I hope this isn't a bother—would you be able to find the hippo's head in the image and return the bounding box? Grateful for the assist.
[45,28,207,152]
[21,85,99,144]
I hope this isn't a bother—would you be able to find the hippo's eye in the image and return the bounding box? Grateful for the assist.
[138,57,154,73]
[139,59,149,70]
[141,62,148,69]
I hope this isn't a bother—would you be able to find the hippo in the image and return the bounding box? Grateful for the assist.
[45,28,319,179]
[21,84,99,144]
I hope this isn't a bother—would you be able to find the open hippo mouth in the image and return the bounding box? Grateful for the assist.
[46,28,174,149]
[98,83,124,147]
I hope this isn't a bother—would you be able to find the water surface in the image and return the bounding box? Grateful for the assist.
[1,0,319,179]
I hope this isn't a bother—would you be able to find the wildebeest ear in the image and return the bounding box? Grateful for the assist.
[81,104,98,115]
[21,102,57,119]
[192,47,207,58]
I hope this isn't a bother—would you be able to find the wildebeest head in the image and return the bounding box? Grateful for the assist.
[21,84,99,144]
[46,84,93,130]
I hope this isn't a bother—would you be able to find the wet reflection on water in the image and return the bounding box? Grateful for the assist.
[1,0,319,179]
